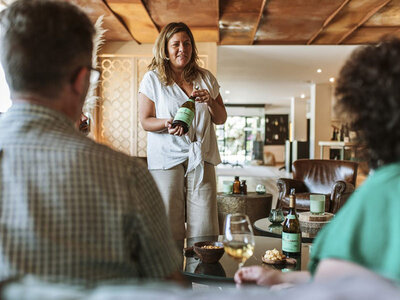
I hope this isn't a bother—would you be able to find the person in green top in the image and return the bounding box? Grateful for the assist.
[234,38,400,286]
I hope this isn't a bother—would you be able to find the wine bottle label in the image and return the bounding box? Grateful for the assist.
[282,232,301,252]
[173,107,194,126]
[286,215,296,220]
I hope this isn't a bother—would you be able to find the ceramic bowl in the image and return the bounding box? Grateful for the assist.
[193,241,225,264]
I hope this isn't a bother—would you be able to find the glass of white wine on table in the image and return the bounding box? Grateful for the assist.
[223,213,255,269]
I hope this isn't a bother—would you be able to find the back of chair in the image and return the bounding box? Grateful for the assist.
[292,159,358,194]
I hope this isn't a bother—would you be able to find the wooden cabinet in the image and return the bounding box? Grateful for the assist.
[265,114,288,145]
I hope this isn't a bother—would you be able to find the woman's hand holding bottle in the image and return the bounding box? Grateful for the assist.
[165,119,185,136]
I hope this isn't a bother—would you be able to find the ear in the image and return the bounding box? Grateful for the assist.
[71,67,89,96]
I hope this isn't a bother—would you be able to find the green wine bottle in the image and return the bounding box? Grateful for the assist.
[282,188,301,258]
[172,95,195,134]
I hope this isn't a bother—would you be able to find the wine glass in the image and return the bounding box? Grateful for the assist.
[223,213,255,269]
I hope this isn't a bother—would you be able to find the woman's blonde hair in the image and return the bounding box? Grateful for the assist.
[148,22,203,85]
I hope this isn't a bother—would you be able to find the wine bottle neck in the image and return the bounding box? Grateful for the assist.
[289,195,296,208]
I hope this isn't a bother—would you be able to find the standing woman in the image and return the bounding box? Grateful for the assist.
[139,22,227,240]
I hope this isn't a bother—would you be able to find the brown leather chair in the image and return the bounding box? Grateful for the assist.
[277,159,358,214]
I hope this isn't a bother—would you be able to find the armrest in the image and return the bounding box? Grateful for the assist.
[330,180,355,213]
[277,178,308,209]
[277,178,308,194]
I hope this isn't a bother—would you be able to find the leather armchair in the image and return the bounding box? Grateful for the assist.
[277,159,358,214]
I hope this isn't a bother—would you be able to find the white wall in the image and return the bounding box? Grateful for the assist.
[226,106,265,116]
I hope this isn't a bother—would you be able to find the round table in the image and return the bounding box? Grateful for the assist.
[182,235,311,284]
[253,218,316,243]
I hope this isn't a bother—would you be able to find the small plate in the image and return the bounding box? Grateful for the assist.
[261,256,286,265]
[261,256,297,265]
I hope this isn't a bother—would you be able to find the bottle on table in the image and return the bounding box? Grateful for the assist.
[172,95,196,134]
[339,124,345,142]
[282,188,301,258]
[343,124,350,143]
[233,176,241,194]
[240,180,247,195]
[331,127,337,141]
[336,129,340,142]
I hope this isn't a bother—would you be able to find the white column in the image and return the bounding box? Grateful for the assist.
[290,97,307,141]
[310,83,333,159]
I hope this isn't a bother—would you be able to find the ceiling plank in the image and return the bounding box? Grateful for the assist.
[249,0,267,45]
[191,27,219,43]
[219,0,266,45]
[364,0,400,26]
[307,0,350,45]
[337,0,391,44]
[67,0,134,41]
[216,0,220,43]
[107,0,159,44]
[255,0,345,44]
[142,0,219,42]
[312,0,391,45]
[344,26,400,44]
[344,0,400,44]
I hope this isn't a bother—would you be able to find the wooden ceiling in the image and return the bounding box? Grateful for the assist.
[3,0,400,44]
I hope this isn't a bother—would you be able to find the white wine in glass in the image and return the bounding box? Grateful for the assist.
[223,213,255,269]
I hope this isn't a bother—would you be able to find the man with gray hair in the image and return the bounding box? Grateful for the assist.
[0,0,181,284]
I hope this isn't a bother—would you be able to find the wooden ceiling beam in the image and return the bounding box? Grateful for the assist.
[343,25,400,44]
[142,0,218,42]
[255,0,345,45]
[312,0,392,45]
[191,26,220,43]
[216,0,220,43]
[307,0,350,45]
[66,0,134,41]
[249,0,267,45]
[219,0,266,45]
[337,0,391,44]
[364,0,400,26]
[106,0,159,44]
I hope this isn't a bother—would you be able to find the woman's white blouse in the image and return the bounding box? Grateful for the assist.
[139,68,222,178]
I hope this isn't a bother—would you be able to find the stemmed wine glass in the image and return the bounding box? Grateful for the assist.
[223,213,255,269]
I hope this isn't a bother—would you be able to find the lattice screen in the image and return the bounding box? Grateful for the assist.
[96,55,208,157]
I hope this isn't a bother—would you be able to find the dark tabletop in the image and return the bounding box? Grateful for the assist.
[253,218,317,243]
[182,235,311,284]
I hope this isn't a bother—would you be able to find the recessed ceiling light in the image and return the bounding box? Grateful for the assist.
[317,69,322,73]
[225,90,230,94]
[329,77,335,83]
[300,94,305,99]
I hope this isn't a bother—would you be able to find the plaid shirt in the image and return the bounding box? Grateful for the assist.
[0,103,180,284]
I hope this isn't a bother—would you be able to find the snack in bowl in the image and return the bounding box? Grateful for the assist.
[261,248,286,264]
[193,241,225,263]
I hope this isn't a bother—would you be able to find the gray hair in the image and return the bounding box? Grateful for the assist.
[0,0,95,98]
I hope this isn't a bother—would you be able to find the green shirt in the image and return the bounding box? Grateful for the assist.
[309,162,400,283]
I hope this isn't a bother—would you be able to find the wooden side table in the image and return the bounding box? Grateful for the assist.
[217,192,273,234]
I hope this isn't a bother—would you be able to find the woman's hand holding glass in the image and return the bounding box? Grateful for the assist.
[223,213,255,269]
[192,89,214,107]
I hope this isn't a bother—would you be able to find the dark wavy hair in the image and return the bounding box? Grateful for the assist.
[335,38,400,169]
